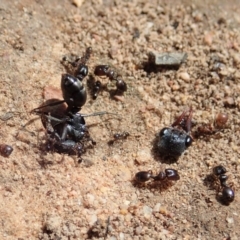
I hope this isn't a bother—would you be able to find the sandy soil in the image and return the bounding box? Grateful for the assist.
[0,0,240,239]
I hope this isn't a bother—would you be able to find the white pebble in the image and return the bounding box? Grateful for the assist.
[142,205,153,216]
[119,232,125,240]
[226,217,234,224]
[153,203,161,212]
[179,72,190,82]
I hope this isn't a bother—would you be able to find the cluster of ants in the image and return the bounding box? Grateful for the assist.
[209,165,235,205]
[29,47,127,161]
[134,107,234,205]
[2,46,230,205]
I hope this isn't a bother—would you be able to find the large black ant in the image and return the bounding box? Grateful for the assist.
[92,65,127,99]
[42,111,99,160]
[31,47,112,160]
[157,107,193,159]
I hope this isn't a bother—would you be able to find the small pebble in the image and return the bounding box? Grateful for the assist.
[226,217,234,224]
[142,205,153,218]
[204,32,213,45]
[179,72,190,82]
[153,203,161,212]
[72,0,84,8]
[224,97,235,106]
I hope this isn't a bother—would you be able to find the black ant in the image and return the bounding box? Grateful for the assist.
[92,65,127,99]
[42,112,96,161]
[108,131,129,145]
[0,144,13,157]
[157,107,193,159]
[212,165,235,205]
[31,47,113,160]
[38,109,109,161]
[135,168,180,183]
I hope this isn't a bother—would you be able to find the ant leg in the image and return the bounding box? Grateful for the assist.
[31,100,65,114]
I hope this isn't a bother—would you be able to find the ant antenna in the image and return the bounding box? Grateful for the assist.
[81,111,119,118]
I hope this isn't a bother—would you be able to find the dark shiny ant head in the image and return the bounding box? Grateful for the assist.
[158,128,192,158]
[213,165,227,176]
[74,47,92,80]
[116,79,127,92]
[94,65,111,77]
[135,170,152,182]
[76,65,88,81]
[157,108,193,158]
[165,169,180,181]
[0,144,13,157]
[61,73,87,113]
[221,187,235,205]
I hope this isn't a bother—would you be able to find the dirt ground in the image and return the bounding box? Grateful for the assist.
[0,0,240,239]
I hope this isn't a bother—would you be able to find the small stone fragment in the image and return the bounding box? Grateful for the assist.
[149,52,188,66]
[224,97,235,107]
[153,203,161,212]
[72,0,84,8]
[44,214,62,234]
[204,32,213,46]
[179,72,190,82]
